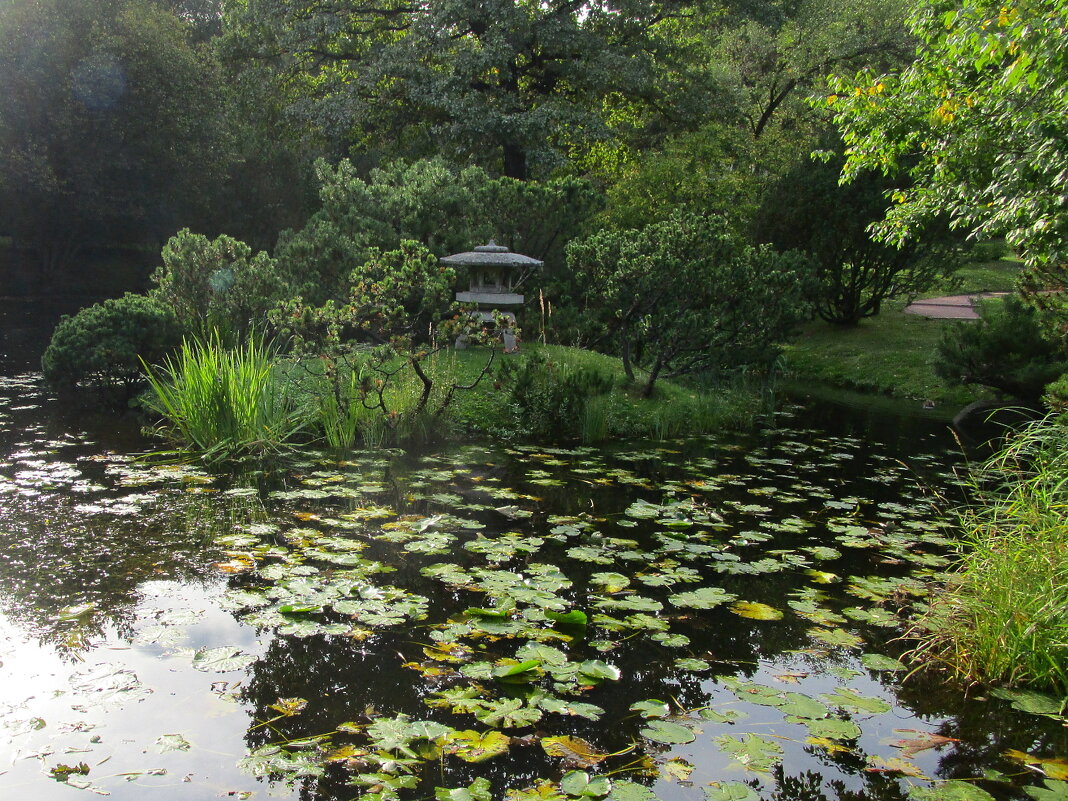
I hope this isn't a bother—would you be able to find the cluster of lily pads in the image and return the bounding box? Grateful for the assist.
[160,431,1052,801]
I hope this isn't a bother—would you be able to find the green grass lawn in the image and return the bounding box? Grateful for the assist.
[784,258,1021,406]
[930,256,1022,295]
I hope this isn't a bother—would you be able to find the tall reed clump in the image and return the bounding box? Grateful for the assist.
[912,417,1068,691]
[142,335,310,460]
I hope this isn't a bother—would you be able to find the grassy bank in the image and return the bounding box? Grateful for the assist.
[446,344,759,441]
[142,340,764,459]
[783,258,1020,405]
[912,417,1068,691]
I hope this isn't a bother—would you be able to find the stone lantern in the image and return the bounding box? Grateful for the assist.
[441,241,542,350]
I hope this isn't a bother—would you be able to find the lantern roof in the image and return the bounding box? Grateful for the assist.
[440,240,543,268]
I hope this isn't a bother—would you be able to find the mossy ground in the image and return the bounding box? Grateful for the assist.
[784,258,1021,405]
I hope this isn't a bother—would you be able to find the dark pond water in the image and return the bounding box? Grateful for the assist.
[1,300,1065,801]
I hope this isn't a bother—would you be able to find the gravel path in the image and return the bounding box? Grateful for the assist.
[903,291,1008,319]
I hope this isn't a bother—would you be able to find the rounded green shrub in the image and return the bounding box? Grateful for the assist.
[42,293,182,389]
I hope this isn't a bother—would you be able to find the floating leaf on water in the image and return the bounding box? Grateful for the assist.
[474,698,542,728]
[907,781,995,800]
[808,627,864,649]
[492,659,544,682]
[547,610,588,628]
[777,692,830,719]
[536,696,605,720]
[590,572,631,592]
[56,603,97,621]
[714,733,783,773]
[1005,750,1068,780]
[436,777,493,801]
[660,757,694,782]
[990,688,1067,720]
[577,660,621,684]
[675,657,710,671]
[888,730,960,758]
[821,687,891,715]
[861,653,907,672]
[802,716,861,740]
[640,720,696,745]
[624,500,661,519]
[155,733,191,753]
[703,782,760,801]
[669,586,736,609]
[731,602,783,621]
[268,697,308,717]
[606,781,661,801]
[191,647,256,673]
[541,735,609,767]
[448,730,511,763]
[865,754,923,776]
[699,706,747,724]
[560,771,611,798]
[1026,780,1068,801]
[630,699,671,719]
[806,570,840,584]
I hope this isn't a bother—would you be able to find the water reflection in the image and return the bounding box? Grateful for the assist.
[0,369,1062,801]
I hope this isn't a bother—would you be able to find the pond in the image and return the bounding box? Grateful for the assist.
[0,303,1065,801]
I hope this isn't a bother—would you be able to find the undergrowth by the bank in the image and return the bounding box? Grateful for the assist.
[911,416,1068,692]
[141,339,764,459]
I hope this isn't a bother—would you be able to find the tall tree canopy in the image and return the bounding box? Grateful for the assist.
[0,0,225,278]
[828,0,1068,335]
[223,0,684,179]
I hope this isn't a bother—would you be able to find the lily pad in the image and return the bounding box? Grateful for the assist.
[730,601,783,621]
[191,647,256,673]
[640,720,696,745]
[908,781,995,801]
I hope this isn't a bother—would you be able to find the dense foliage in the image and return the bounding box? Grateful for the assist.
[150,229,289,339]
[935,296,1068,405]
[275,158,602,305]
[754,150,959,325]
[0,0,224,277]
[41,293,181,389]
[828,0,1068,337]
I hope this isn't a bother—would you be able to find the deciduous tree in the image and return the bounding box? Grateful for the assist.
[827,0,1068,339]
[566,212,809,396]
[0,0,225,281]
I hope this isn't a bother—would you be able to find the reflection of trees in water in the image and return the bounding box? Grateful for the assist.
[0,488,265,657]
[892,673,1068,790]
[769,767,911,801]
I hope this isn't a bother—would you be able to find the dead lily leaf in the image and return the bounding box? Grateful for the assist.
[865,756,927,777]
[889,729,959,758]
[1005,749,1068,780]
[661,757,694,782]
[541,735,608,767]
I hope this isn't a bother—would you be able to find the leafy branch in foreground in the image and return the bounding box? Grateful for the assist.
[827,0,1068,341]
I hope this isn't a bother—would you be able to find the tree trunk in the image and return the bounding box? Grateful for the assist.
[642,355,664,398]
[502,141,528,181]
[620,336,635,382]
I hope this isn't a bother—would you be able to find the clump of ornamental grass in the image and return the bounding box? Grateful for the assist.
[141,334,311,461]
[910,417,1068,691]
